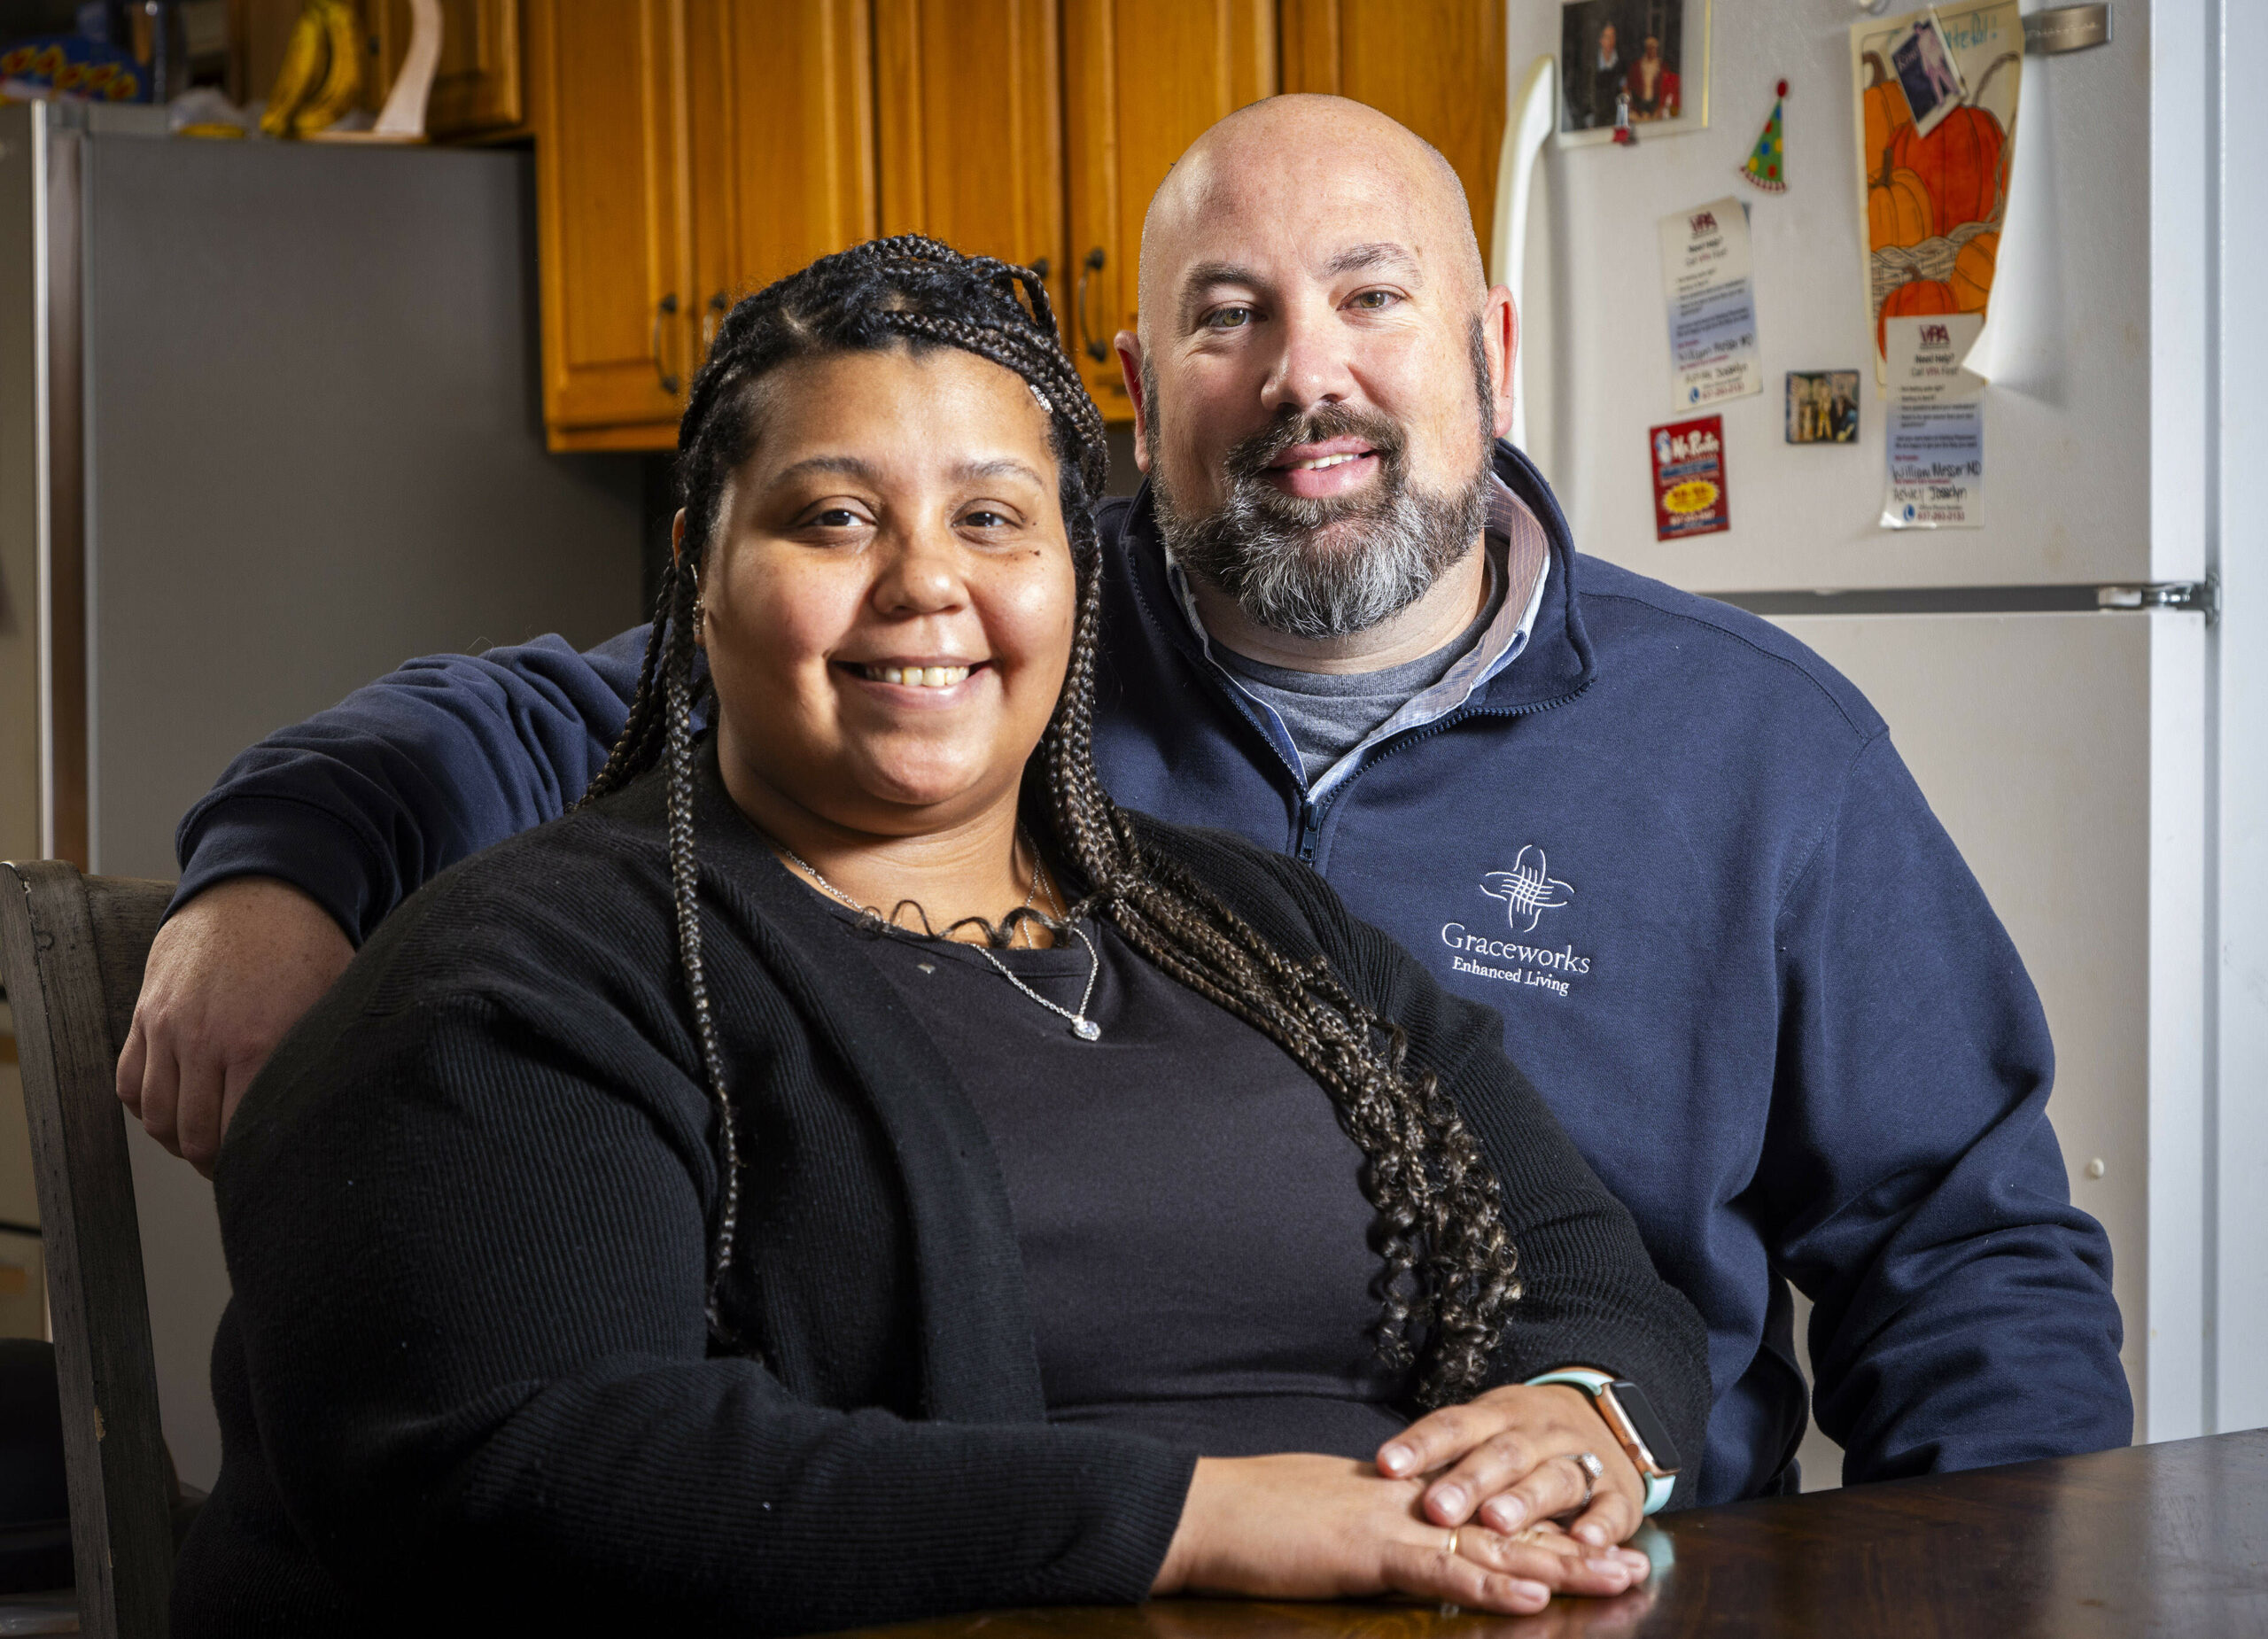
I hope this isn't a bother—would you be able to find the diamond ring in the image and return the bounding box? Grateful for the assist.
[1567,1450,1604,1511]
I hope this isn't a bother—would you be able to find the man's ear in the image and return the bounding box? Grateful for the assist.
[1483,287,1519,442]
[671,508,688,562]
[1116,331,1151,473]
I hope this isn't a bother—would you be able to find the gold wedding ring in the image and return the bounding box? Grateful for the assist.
[1444,1526,1460,1557]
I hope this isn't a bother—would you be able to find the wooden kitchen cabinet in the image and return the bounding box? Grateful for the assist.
[526,0,1510,447]
[685,0,877,340]
[528,0,690,447]
[1282,0,1508,253]
[875,0,1066,329]
[540,0,1079,443]
[532,0,884,449]
[1062,0,1275,417]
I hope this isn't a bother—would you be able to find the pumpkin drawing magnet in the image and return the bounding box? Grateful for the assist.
[1851,2,2023,383]
[1650,415,1731,541]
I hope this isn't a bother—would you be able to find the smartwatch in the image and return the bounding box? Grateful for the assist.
[1526,1367,1681,1514]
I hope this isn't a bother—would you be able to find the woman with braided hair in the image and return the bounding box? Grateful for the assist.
[174,237,1708,1636]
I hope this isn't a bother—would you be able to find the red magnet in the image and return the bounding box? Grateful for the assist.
[1650,416,1730,540]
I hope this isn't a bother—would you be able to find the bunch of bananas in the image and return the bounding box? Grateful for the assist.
[259,0,363,138]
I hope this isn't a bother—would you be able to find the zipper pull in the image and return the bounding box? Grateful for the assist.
[1296,802,1323,865]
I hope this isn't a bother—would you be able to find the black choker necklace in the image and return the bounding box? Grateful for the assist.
[774,832,1104,1042]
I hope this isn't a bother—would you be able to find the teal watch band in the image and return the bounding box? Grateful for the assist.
[1526,1368,1677,1515]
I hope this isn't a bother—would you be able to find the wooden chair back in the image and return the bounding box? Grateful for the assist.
[0,862,177,1639]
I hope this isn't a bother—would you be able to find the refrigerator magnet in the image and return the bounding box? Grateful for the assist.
[1886,12,1969,139]
[1881,313,1985,529]
[1650,415,1731,540]
[1851,2,2023,385]
[1658,198,1761,409]
[1738,81,1788,191]
[1786,371,1860,443]
[1557,0,1711,144]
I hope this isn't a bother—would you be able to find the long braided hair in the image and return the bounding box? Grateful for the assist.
[582,236,1522,1406]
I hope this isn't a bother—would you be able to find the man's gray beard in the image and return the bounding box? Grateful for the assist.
[1146,352,1495,641]
[1157,461,1488,640]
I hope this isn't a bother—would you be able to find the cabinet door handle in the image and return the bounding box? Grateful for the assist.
[703,291,728,355]
[653,292,681,395]
[1075,246,1107,362]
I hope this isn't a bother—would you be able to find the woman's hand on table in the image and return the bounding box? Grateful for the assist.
[1152,1453,1651,1617]
[1375,1383,1649,1550]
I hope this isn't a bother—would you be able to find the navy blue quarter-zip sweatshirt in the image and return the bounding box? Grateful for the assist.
[175,443,2130,1503]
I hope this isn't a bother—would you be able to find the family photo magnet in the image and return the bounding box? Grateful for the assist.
[1889,12,1969,138]
[1557,0,1711,145]
[1786,371,1860,443]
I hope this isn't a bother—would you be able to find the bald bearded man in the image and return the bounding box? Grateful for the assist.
[125,97,2129,1507]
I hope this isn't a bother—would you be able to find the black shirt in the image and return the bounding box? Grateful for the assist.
[176,746,1712,1637]
[833,906,1409,1459]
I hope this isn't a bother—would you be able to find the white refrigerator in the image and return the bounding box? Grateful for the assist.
[1495,0,2262,1480]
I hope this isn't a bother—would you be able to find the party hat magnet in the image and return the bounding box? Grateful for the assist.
[1740,81,1788,192]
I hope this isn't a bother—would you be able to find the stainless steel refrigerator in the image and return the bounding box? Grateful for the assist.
[1492,0,2261,1483]
[0,99,646,1488]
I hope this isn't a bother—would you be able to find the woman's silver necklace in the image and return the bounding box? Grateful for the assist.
[973,923,1104,1042]
[775,830,1104,1042]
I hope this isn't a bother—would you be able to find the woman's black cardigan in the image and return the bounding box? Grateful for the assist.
[174,750,1711,1637]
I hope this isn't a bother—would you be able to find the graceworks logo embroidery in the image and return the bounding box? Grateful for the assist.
[1482,845,1573,932]
[1441,848,1593,998]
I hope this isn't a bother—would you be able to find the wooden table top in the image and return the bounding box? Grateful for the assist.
[822,1430,2268,1639]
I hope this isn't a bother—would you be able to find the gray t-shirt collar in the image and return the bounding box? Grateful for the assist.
[1164,471,1553,796]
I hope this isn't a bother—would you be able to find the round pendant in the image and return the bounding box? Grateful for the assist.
[1072,1018,1102,1041]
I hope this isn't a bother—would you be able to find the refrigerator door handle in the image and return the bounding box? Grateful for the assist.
[2097,578,2220,620]
[1489,52,1557,452]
